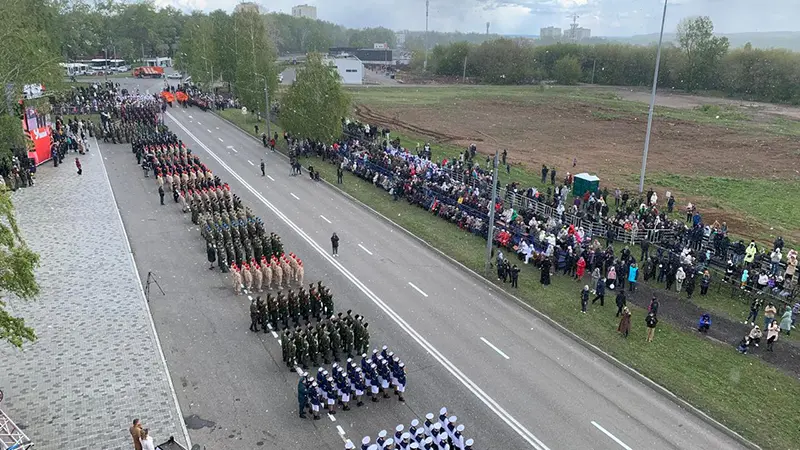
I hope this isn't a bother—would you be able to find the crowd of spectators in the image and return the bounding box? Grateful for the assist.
[284,120,798,335]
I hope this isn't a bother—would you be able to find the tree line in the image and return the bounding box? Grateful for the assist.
[423,17,800,105]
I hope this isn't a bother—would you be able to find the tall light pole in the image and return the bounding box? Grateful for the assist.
[484,150,499,275]
[423,0,430,71]
[638,0,668,194]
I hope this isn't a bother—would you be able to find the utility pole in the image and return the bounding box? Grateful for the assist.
[104,46,108,81]
[264,76,271,139]
[591,59,596,84]
[462,56,467,82]
[484,150,499,276]
[638,0,668,194]
[423,0,430,71]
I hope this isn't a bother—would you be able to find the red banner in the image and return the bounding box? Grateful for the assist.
[27,127,52,165]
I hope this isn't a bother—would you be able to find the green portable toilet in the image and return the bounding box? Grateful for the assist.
[572,172,600,198]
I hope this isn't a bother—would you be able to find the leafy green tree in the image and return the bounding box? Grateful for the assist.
[233,9,278,114]
[280,53,350,143]
[676,16,729,91]
[553,55,582,85]
[0,0,53,348]
[347,27,396,48]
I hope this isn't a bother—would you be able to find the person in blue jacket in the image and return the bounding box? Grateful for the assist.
[698,313,711,333]
[628,262,639,292]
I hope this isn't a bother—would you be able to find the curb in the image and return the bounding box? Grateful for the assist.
[213,111,761,450]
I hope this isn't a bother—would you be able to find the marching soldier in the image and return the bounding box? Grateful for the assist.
[288,290,300,327]
[329,322,342,362]
[341,320,354,358]
[317,325,331,365]
[361,322,370,356]
[278,291,289,329]
[282,330,295,369]
[310,287,321,321]
[242,261,253,292]
[295,329,309,370]
[299,288,310,323]
[249,298,260,332]
[306,325,319,367]
[257,296,268,334]
[261,255,272,289]
[273,259,283,288]
[353,314,364,354]
[230,263,242,295]
[267,294,278,329]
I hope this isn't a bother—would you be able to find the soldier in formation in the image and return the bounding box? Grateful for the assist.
[350,407,474,450]
[280,308,369,371]
[298,345,405,421]
[249,281,334,332]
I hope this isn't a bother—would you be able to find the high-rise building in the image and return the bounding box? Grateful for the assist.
[540,27,562,39]
[574,27,591,41]
[234,2,260,14]
[291,4,317,19]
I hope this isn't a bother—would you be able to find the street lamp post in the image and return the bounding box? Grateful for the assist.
[638,0,669,194]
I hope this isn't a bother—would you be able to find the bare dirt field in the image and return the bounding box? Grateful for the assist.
[352,86,800,244]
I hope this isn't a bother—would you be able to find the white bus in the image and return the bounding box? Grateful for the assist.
[61,63,88,76]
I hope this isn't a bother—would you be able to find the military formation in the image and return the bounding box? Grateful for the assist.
[101,100,161,144]
[280,309,371,370]
[122,98,304,284]
[248,281,335,332]
[298,345,407,419]
[347,407,474,450]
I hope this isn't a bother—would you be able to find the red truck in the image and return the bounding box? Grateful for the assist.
[133,66,165,78]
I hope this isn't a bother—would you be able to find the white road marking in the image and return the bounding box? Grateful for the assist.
[328,413,336,422]
[408,282,428,298]
[197,121,201,124]
[591,422,633,450]
[267,175,275,181]
[218,137,223,142]
[358,244,373,255]
[290,192,300,200]
[207,129,212,133]
[320,215,332,224]
[166,111,552,450]
[270,330,278,338]
[248,160,255,166]
[480,337,511,360]
[336,425,345,435]
[188,115,193,119]
[215,126,219,130]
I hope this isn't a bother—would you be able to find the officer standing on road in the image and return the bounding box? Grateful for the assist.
[337,165,344,184]
[158,185,165,205]
[331,232,340,257]
[297,374,308,418]
[260,159,266,176]
[249,298,260,332]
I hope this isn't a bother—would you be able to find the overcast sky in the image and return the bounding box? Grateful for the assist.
[155,0,800,36]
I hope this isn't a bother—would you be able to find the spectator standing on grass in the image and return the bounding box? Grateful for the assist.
[770,248,782,275]
[700,270,711,296]
[685,269,696,299]
[675,266,686,292]
[607,266,617,290]
[541,165,548,184]
[667,193,675,213]
[767,320,780,352]
[645,312,658,342]
[575,256,586,282]
[764,302,777,330]
[592,277,606,306]
[780,307,792,336]
[337,165,343,184]
[510,264,520,288]
[648,296,660,315]
[590,267,601,292]
[617,306,631,338]
[628,262,639,292]
[550,168,556,185]
[540,259,552,286]
[744,241,758,266]
[615,290,627,317]
[745,297,764,326]
[581,285,589,313]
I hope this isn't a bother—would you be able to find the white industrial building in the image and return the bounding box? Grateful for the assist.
[540,26,562,39]
[324,55,363,85]
[292,4,317,19]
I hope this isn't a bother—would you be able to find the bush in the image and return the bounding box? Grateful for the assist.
[553,55,581,85]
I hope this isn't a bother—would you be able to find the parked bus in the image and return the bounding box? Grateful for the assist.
[60,63,88,76]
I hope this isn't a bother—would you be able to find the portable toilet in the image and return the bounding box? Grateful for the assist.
[572,172,600,198]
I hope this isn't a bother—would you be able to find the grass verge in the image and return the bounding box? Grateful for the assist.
[218,109,800,450]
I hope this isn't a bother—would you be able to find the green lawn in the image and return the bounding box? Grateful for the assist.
[216,109,800,450]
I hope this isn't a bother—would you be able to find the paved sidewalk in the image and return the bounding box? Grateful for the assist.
[0,149,189,450]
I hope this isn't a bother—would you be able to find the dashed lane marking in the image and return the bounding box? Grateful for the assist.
[480,337,511,360]
[320,215,332,224]
[408,282,428,298]
[358,244,373,256]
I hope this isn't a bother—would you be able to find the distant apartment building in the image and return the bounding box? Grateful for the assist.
[234,2,260,14]
[540,26,562,39]
[395,30,408,48]
[292,4,317,19]
[565,26,591,41]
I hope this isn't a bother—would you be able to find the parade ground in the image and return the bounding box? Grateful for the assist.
[58,76,745,449]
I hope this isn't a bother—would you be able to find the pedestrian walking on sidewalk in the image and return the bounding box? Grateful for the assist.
[75,157,82,175]
[331,232,340,257]
[129,419,143,450]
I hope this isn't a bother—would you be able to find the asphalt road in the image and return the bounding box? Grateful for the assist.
[104,77,747,450]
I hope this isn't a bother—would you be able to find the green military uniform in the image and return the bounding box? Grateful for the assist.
[267,294,278,328]
[317,326,331,365]
[298,289,310,323]
[277,292,289,329]
[295,331,308,370]
[341,322,354,358]
[306,326,318,366]
[249,300,259,332]
[288,290,300,326]
[329,322,342,362]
